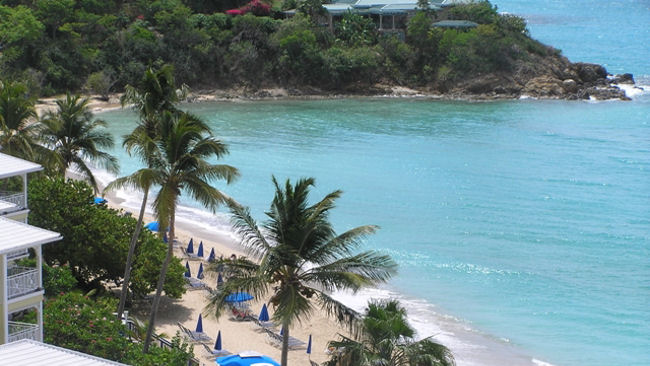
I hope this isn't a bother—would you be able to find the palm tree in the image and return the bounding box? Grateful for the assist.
[39,93,118,192]
[107,65,184,322]
[105,168,159,321]
[207,177,398,366]
[142,111,239,352]
[0,81,39,160]
[120,64,186,131]
[325,300,455,366]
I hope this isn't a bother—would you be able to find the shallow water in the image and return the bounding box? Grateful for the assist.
[98,1,650,365]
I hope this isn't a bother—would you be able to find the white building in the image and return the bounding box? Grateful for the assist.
[0,153,62,344]
[0,339,127,365]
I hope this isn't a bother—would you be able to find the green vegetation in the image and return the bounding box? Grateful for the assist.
[0,0,553,95]
[207,177,397,366]
[44,292,195,366]
[326,300,454,366]
[28,177,186,299]
[39,93,118,192]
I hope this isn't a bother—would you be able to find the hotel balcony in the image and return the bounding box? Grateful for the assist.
[7,321,40,342]
[7,266,40,299]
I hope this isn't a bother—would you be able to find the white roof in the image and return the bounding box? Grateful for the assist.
[0,153,43,179]
[0,339,127,366]
[0,217,61,255]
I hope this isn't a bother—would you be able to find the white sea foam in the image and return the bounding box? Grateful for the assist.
[615,83,648,98]
[532,358,557,366]
[91,166,541,366]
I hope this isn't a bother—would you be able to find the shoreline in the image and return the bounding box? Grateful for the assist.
[102,185,340,366]
[33,74,647,118]
[99,171,553,366]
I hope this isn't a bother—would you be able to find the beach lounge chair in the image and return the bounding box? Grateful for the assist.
[230,306,254,321]
[185,276,209,291]
[177,322,212,343]
[263,328,306,349]
[202,343,231,357]
[182,239,202,260]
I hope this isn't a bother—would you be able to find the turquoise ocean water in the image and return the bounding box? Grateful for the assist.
[98,1,650,365]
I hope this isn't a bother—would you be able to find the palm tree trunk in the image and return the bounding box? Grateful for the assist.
[281,323,290,366]
[117,187,149,321]
[143,206,176,353]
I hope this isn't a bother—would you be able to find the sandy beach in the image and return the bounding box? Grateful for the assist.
[103,194,346,366]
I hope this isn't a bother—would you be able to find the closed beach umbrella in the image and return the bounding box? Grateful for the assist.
[280,327,284,336]
[187,238,194,253]
[306,334,312,355]
[208,248,216,262]
[184,261,191,278]
[195,314,204,333]
[215,330,223,351]
[197,241,204,257]
[217,273,224,286]
[258,304,269,322]
[197,262,204,279]
[163,232,168,243]
[224,292,254,303]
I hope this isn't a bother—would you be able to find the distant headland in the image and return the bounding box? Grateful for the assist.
[0,0,637,100]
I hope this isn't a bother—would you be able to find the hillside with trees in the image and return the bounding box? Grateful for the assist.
[0,0,631,99]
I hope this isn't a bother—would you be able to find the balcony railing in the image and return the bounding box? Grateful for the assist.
[8,321,40,342]
[7,266,40,299]
[7,249,30,260]
[0,192,26,209]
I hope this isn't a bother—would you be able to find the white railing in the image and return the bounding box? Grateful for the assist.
[0,192,26,209]
[7,249,30,260]
[7,266,39,299]
[8,321,39,342]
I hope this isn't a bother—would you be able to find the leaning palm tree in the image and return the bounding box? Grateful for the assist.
[142,111,239,352]
[39,93,118,192]
[206,177,398,366]
[325,299,455,366]
[105,168,160,321]
[109,64,186,323]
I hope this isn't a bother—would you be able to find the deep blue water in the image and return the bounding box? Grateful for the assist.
[99,2,650,365]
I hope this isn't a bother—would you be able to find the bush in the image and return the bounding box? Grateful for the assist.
[43,264,78,296]
[29,177,186,299]
[44,292,131,361]
[44,292,195,365]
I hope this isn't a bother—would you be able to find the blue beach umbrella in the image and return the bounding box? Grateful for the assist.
[258,304,269,322]
[187,238,194,253]
[306,334,312,355]
[217,273,224,286]
[184,262,191,278]
[215,330,223,351]
[224,292,254,303]
[144,221,160,231]
[197,262,204,279]
[216,352,280,366]
[208,248,216,262]
[280,327,284,336]
[93,197,107,204]
[195,314,204,333]
[163,232,168,243]
[197,241,204,257]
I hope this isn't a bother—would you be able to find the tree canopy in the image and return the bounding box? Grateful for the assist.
[28,177,186,299]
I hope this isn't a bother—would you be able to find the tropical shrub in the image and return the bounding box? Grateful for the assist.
[44,291,195,365]
[43,263,78,296]
[28,178,186,299]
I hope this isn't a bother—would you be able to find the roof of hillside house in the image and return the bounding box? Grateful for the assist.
[0,153,42,179]
[0,340,127,366]
[0,216,61,254]
[432,19,479,28]
[289,0,443,15]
